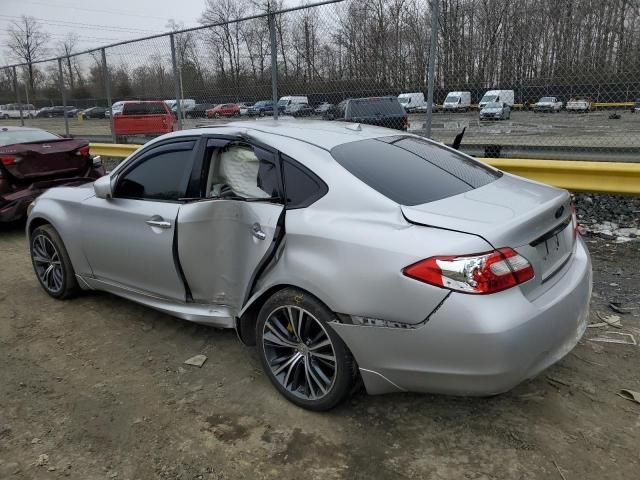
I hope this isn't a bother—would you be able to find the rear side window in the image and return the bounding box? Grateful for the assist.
[123,103,167,115]
[281,155,327,209]
[347,98,404,117]
[331,137,501,206]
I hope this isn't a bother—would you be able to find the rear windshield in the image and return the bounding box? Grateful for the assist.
[122,103,167,115]
[347,98,405,117]
[0,129,60,147]
[331,136,501,206]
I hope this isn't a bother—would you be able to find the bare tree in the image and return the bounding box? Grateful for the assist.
[58,33,82,90]
[6,15,50,93]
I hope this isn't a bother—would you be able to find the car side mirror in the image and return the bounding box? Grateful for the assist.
[94,175,113,199]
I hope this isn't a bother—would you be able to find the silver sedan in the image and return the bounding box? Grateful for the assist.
[27,121,592,410]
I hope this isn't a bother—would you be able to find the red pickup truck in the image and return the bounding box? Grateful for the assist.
[113,101,176,136]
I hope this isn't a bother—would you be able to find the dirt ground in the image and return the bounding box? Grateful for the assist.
[0,222,639,480]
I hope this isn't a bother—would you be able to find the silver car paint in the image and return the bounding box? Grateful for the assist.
[81,196,185,300]
[27,120,592,397]
[177,199,283,311]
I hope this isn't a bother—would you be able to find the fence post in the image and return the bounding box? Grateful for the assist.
[101,48,116,144]
[57,58,70,137]
[12,66,24,126]
[170,33,183,130]
[425,0,439,138]
[269,11,279,120]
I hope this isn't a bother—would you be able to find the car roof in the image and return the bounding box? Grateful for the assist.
[170,120,403,150]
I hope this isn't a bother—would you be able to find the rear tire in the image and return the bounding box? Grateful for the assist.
[256,288,355,411]
[30,224,79,300]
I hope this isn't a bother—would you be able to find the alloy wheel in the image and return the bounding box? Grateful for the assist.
[262,306,337,401]
[32,234,64,293]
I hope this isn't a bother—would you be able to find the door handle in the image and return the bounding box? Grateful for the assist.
[145,218,171,229]
[252,223,266,240]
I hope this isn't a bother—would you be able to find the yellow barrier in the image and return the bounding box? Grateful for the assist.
[593,102,635,108]
[90,143,140,158]
[89,143,640,195]
[482,158,640,195]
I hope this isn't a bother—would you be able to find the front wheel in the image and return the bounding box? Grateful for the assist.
[30,224,79,299]
[256,288,355,411]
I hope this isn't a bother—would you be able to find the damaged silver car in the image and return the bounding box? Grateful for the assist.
[27,121,592,410]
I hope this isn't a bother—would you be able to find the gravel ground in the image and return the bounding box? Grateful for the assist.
[0,204,639,479]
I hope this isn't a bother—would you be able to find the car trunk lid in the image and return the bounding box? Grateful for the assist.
[401,174,575,299]
[0,139,89,180]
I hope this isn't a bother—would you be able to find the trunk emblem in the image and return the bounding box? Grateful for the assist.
[554,206,565,219]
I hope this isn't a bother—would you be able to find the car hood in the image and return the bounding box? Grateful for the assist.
[481,107,502,113]
[401,174,570,248]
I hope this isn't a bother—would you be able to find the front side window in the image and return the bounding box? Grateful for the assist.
[115,144,194,201]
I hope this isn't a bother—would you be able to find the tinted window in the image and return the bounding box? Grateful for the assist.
[123,102,166,115]
[115,147,193,201]
[331,138,501,206]
[282,156,327,209]
[347,98,404,117]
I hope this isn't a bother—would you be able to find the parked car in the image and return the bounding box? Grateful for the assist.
[79,107,107,119]
[398,92,427,113]
[0,126,103,222]
[533,97,563,113]
[277,96,309,113]
[247,100,274,116]
[105,101,126,119]
[113,101,176,136]
[0,103,37,119]
[283,103,314,117]
[443,91,471,112]
[239,103,253,116]
[314,102,333,114]
[207,103,241,118]
[165,99,196,115]
[26,120,592,411]
[479,90,515,109]
[183,103,216,119]
[480,101,511,120]
[566,98,592,113]
[35,106,78,118]
[325,97,408,131]
[634,99,640,113]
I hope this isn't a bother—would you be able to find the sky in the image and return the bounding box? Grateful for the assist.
[0,0,210,65]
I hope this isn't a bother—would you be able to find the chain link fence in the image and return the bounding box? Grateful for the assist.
[1,0,639,160]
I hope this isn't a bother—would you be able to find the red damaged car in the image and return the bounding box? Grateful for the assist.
[0,126,104,222]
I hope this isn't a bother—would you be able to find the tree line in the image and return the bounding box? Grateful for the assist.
[1,0,639,106]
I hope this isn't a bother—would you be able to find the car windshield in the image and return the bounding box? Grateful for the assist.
[278,100,289,106]
[445,95,460,103]
[0,129,60,147]
[485,102,502,108]
[398,97,409,104]
[482,95,497,103]
[255,101,270,107]
[540,97,554,102]
[331,136,501,206]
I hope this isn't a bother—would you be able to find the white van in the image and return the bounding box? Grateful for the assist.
[165,99,196,113]
[397,92,426,113]
[442,91,471,112]
[479,90,514,109]
[277,96,308,113]
[0,103,37,119]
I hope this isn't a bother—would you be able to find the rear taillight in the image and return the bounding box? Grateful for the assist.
[403,247,534,294]
[0,155,18,165]
[75,145,90,157]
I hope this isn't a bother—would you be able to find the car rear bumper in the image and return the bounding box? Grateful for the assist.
[331,237,592,396]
